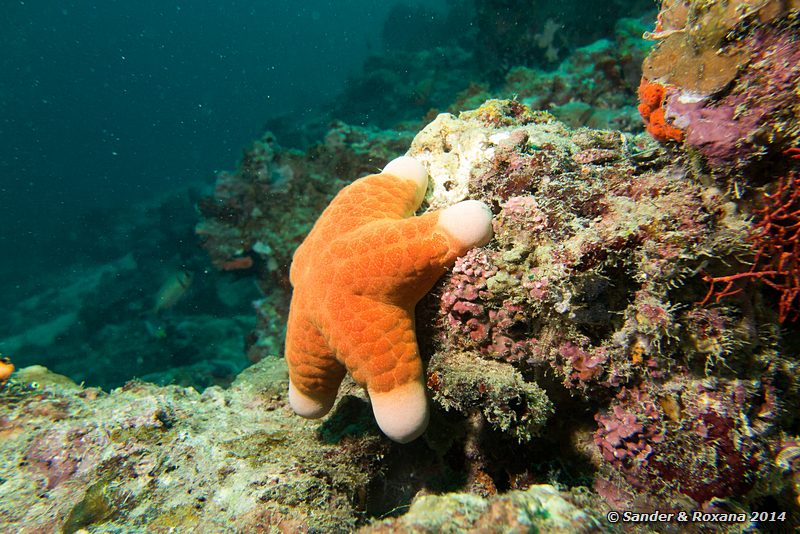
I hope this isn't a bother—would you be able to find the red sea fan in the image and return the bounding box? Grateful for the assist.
[703,149,800,322]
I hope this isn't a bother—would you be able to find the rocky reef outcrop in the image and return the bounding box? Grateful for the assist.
[194,91,799,526]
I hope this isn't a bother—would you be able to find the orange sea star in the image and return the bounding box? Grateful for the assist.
[285,157,493,442]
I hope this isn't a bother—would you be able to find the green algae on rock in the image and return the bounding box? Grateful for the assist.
[0,361,388,532]
[363,484,604,533]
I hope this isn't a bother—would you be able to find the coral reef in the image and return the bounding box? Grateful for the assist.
[195,96,800,520]
[5,1,800,528]
[400,100,798,515]
[9,93,799,529]
[640,0,800,169]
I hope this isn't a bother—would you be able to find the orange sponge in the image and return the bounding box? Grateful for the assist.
[638,77,684,143]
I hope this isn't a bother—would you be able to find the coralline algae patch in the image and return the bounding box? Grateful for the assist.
[593,377,771,505]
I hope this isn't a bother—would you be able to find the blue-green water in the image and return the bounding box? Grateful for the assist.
[1,0,446,283]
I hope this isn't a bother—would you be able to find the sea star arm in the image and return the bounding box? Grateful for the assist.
[325,296,428,443]
[289,158,428,287]
[294,156,429,253]
[339,201,494,307]
[286,307,346,418]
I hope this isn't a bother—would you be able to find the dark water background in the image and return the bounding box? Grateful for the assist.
[0,0,444,292]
